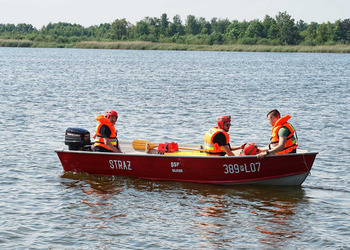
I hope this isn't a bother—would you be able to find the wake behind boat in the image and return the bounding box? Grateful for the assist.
[55,128,317,186]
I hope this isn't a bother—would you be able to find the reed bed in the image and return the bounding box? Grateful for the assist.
[1,39,349,53]
[76,41,350,53]
[0,39,35,47]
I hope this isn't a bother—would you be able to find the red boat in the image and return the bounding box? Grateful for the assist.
[55,128,317,186]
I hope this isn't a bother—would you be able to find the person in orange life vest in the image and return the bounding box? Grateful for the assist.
[93,110,122,153]
[204,116,246,156]
[257,109,298,159]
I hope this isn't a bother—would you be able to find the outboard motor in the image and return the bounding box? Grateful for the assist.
[65,127,92,151]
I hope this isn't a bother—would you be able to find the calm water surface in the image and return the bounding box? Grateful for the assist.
[0,48,349,249]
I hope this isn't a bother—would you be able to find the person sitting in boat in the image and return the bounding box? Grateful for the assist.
[257,109,298,159]
[93,110,122,153]
[204,115,246,156]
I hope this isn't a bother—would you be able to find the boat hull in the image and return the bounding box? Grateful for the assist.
[55,149,317,186]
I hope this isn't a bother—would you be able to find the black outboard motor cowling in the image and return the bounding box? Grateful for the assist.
[65,127,92,150]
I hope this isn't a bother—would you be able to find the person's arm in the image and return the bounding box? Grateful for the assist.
[230,143,247,152]
[103,138,120,153]
[257,136,287,159]
[270,136,287,154]
[222,145,235,156]
[257,145,269,152]
[116,138,122,153]
[225,143,247,156]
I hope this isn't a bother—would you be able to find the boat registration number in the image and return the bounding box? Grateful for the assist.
[223,162,261,174]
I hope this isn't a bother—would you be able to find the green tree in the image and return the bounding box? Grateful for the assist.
[88,23,112,40]
[201,20,212,35]
[144,16,161,40]
[211,18,231,34]
[225,20,248,43]
[136,20,150,37]
[168,15,185,37]
[0,24,15,33]
[2,12,348,46]
[160,13,169,36]
[245,19,264,38]
[15,23,36,34]
[341,19,350,42]
[210,31,223,44]
[275,11,300,44]
[267,24,279,41]
[296,20,308,31]
[332,20,343,42]
[111,19,128,40]
[307,22,318,39]
[185,15,201,35]
[331,19,350,43]
[262,15,276,38]
[315,23,330,44]
[224,21,240,42]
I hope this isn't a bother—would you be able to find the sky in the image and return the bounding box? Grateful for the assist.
[1,0,349,29]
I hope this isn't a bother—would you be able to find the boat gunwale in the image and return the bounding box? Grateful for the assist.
[54,148,318,159]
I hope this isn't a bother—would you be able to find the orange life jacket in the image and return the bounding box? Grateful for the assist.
[270,115,297,154]
[204,127,230,156]
[93,115,117,151]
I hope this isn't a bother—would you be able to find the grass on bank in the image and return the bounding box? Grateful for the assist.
[0,39,74,48]
[76,41,350,53]
[1,39,350,53]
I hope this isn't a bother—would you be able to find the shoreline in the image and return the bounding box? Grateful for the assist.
[1,39,350,53]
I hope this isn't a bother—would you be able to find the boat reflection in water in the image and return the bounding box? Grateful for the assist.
[188,185,307,248]
[60,172,307,248]
[60,172,127,228]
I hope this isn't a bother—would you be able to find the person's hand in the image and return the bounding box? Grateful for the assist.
[257,151,268,159]
[240,143,247,149]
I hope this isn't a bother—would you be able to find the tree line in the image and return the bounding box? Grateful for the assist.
[1,12,349,46]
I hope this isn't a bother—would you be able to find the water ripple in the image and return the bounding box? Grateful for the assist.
[0,48,349,248]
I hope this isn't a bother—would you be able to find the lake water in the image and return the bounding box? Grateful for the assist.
[0,47,349,249]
